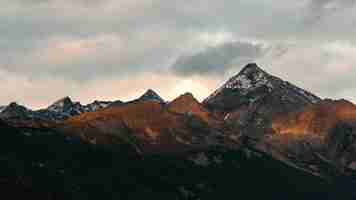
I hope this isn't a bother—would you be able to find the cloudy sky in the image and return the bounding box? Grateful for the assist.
[1,0,356,109]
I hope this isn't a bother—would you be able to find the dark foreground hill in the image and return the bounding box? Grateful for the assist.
[0,121,354,200]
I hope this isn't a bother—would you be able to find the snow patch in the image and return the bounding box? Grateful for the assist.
[205,66,274,102]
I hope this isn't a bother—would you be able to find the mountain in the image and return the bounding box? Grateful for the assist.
[84,100,112,112]
[0,97,115,125]
[0,102,33,119]
[0,102,52,128]
[138,89,165,103]
[204,63,320,112]
[0,62,356,199]
[38,97,113,121]
[60,99,224,152]
[167,92,219,126]
[47,96,84,115]
[269,99,356,172]
[272,99,356,136]
[203,63,321,137]
[107,89,164,109]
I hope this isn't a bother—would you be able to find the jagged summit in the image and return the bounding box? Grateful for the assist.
[138,89,165,103]
[203,63,320,112]
[202,63,321,138]
[239,63,264,74]
[0,102,32,119]
[84,100,112,111]
[204,63,274,103]
[48,96,75,112]
[50,96,73,106]
[3,102,30,112]
[7,102,22,108]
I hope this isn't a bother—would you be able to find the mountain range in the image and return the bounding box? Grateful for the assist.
[1,63,355,199]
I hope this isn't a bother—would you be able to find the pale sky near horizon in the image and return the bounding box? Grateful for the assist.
[1,0,356,109]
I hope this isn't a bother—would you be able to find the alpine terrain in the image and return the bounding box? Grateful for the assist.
[0,63,355,200]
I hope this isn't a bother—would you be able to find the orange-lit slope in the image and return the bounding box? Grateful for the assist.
[166,93,221,126]
[60,100,220,153]
[272,99,356,136]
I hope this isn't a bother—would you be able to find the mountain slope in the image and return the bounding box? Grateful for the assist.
[203,63,321,137]
[204,63,320,113]
[167,93,219,125]
[60,100,223,153]
[272,99,356,135]
[268,99,356,172]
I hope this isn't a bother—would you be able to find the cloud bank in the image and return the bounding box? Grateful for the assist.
[1,0,356,108]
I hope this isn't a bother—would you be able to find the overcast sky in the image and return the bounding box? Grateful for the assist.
[1,0,356,109]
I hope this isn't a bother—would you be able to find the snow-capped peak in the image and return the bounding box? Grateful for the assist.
[224,63,273,92]
[203,63,321,111]
[205,63,274,102]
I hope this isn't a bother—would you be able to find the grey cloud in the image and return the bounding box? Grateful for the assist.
[1,30,189,81]
[171,41,265,76]
[259,41,356,102]
[13,0,108,6]
[303,0,356,25]
[1,0,356,106]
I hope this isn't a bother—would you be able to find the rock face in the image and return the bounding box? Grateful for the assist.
[46,97,84,118]
[46,97,112,118]
[38,97,111,121]
[203,63,321,137]
[268,99,356,172]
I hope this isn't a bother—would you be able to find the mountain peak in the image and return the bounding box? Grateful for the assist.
[204,63,274,104]
[203,63,320,114]
[48,96,75,112]
[8,102,21,108]
[239,63,263,74]
[167,92,211,122]
[139,89,165,103]
[170,92,198,105]
[228,63,272,91]
[180,92,195,99]
[0,102,31,119]
[54,96,73,105]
